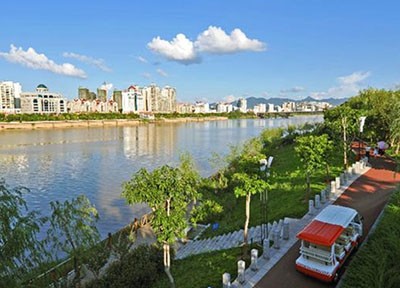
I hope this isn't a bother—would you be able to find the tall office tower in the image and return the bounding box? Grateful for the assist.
[0,81,22,113]
[97,88,107,102]
[78,87,90,100]
[112,90,122,111]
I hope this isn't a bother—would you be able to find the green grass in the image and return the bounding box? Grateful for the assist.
[201,143,345,239]
[341,188,400,288]
[151,244,262,288]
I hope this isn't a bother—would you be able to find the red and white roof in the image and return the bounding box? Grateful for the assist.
[297,205,358,246]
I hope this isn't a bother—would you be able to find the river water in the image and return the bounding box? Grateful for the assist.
[0,116,322,238]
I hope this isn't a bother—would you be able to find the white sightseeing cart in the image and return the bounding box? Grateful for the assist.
[295,205,363,282]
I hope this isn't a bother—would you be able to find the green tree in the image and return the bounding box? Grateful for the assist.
[295,134,333,201]
[122,155,201,288]
[46,195,100,288]
[0,181,46,287]
[232,173,269,246]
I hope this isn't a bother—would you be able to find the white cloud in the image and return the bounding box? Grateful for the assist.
[63,52,111,72]
[262,91,269,97]
[281,86,306,93]
[100,82,113,91]
[141,72,151,79]
[195,26,266,54]
[0,45,86,78]
[156,68,168,77]
[310,71,371,99]
[147,26,266,64]
[224,94,236,103]
[147,34,200,64]
[338,71,370,85]
[137,56,148,63]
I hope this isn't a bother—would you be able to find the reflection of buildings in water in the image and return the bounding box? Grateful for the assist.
[0,154,29,173]
[122,124,177,159]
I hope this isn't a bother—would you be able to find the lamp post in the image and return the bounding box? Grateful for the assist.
[259,156,273,242]
[359,116,367,160]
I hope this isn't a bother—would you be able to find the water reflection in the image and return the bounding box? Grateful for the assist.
[0,116,322,237]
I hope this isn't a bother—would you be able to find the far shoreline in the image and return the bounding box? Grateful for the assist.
[0,116,229,131]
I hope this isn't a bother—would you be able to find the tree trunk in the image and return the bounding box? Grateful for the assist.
[306,172,311,202]
[342,116,348,169]
[396,143,399,155]
[325,163,330,182]
[243,193,251,245]
[163,243,175,288]
[73,256,81,288]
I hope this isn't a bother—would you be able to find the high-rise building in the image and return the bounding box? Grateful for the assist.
[112,90,122,112]
[237,98,247,113]
[97,87,107,102]
[160,86,177,112]
[20,84,67,114]
[78,87,90,100]
[0,81,22,113]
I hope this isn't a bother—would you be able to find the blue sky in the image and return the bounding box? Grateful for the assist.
[1,0,399,102]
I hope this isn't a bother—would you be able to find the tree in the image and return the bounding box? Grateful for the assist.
[229,137,269,249]
[47,195,100,288]
[122,155,201,288]
[295,134,333,201]
[0,181,47,287]
[232,173,269,246]
[324,105,360,169]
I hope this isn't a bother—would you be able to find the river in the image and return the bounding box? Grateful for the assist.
[0,116,322,238]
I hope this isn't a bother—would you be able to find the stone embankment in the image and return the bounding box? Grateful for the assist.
[0,117,228,131]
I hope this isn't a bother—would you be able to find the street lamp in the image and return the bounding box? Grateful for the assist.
[259,156,273,242]
[359,116,367,160]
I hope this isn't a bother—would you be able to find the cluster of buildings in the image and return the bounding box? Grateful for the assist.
[0,80,332,115]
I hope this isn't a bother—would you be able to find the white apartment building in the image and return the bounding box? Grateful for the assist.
[193,101,210,113]
[216,102,234,113]
[122,85,147,113]
[237,98,247,113]
[267,103,275,113]
[67,99,118,113]
[253,103,267,113]
[20,84,67,114]
[0,81,22,113]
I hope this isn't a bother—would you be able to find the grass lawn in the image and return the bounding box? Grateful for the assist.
[201,143,345,239]
[151,244,262,288]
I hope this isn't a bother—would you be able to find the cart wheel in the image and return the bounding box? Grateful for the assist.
[333,272,340,283]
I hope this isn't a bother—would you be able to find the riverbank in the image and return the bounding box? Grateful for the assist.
[0,116,228,131]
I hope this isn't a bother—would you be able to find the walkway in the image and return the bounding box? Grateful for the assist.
[253,156,399,288]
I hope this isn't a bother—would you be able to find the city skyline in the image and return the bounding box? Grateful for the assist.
[0,1,399,102]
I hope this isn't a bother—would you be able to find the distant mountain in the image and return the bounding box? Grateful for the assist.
[245,96,348,109]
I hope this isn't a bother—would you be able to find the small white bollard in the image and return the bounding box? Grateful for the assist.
[320,190,326,204]
[283,221,289,240]
[237,260,246,284]
[263,238,270,260]
[250,249,258,271]
[341,172,347,185]
[315,194,321,209]
[273,229,280,249]
[335,176,341,189]
[352,163,357,175]
[308,199,314,215]
[347,166,353,178]
[222,273,231,288]
[330,181,336,194]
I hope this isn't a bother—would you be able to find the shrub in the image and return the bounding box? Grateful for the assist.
[85,245,164,288]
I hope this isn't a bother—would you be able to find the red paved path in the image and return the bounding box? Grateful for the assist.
[255,156,400,288]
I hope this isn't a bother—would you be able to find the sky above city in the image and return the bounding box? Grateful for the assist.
[1,0,399,102]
